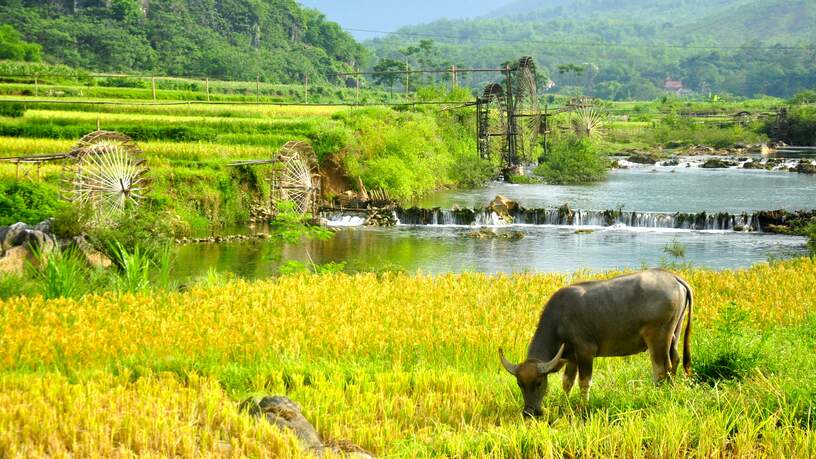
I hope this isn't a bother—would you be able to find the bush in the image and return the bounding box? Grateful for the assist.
[534,136,609,184]
[0,102,25,118]
[0,181,61,226]
[26,247,88,300]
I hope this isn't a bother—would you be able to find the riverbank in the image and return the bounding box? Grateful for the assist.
[2,259,815,456]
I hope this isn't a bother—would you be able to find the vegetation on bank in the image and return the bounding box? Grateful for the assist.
[1,259,815,456]
[0,100,488,233]
[533,136,609,184]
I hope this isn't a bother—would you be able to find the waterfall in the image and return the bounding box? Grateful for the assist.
[387,207,762,231]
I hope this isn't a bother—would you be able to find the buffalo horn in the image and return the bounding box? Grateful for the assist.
[498,348,519,375]
[537,343,566,374]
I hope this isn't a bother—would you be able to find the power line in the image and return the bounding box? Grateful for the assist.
[345,27,816,52]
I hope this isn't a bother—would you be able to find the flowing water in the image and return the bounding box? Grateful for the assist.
[173,166,815,280]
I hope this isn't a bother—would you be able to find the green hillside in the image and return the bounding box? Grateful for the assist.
[367,0,816,99]
[0,0,367,83]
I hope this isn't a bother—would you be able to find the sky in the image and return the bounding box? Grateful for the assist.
[297,0,516,40]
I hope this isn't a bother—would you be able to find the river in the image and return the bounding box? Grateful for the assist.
[172,165,815,280]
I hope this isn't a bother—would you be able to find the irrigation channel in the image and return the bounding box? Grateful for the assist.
[172,162,815,280]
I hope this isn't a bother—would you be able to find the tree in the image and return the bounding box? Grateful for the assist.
[373,58,408,97]
[0,24,41,62]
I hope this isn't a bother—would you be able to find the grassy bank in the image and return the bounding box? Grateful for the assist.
[0,99,484,234]
[1,259,815,456]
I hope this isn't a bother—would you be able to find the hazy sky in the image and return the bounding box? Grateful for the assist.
[297,0,516,39]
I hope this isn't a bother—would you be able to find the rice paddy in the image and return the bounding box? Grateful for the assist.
[1,259,815,457]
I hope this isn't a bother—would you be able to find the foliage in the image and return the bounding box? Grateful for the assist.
[0,24,40,62]
[1,260,816,455]
[533,136,609,184]
[0,102,25,118]
[0,0,367,83]
[335,106,485,199]
[368,1,816,99]
[25,246,87,299]
[649,112,767,148]
[0,180,60,226]
[108,241,152,293]
[765,106,816,146]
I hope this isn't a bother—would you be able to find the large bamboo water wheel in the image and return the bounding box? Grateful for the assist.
[477,83,509,163]
[510,56,542,164]
[62,131,148,224]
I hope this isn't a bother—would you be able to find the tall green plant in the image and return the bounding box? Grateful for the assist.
[26,247,86,299]
[109,242,151,293]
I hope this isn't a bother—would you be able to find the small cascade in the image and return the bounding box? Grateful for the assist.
[388,207,762,231]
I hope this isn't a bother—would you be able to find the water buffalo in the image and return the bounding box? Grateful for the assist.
[499,269,692,417]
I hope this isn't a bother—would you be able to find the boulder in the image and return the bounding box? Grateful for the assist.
[792,161,816,174]
[64,235,112,269]
[0,246,34,274]
[0,221,58,274]
[464,228,525,241]
[240,395,374,458]
[700,158,737,169]
[487,195,519,223]
[627,154,658,165]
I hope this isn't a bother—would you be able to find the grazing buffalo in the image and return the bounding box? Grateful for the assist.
[499,269,692,417]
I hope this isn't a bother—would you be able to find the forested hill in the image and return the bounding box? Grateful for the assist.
[368,0,816,99]
[0,0,367,82]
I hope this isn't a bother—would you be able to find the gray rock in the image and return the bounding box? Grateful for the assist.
[240,395,375,457]
[240,396,324,452]
[0,222,56,253]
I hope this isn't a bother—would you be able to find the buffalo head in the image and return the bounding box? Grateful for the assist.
[499,344,565,417]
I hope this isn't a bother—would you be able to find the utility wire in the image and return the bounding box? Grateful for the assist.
[345,27,816,51]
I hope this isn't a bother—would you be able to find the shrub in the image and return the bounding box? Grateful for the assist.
[26,247,87,299]
[0,102,25,118]
[0,181,61,226]
[534,136,609,184]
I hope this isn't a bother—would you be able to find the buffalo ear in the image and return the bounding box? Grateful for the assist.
[499,348,519,375]
[537,343,566,374]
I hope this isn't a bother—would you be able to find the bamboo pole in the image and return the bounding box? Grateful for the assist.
[151,77,157,101]
[256,74,260,102]
[205,78,210,102]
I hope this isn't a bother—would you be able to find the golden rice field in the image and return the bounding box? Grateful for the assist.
[2,259,816,457]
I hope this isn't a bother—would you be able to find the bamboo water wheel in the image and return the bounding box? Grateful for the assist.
[477,83,509,163]
[270,141,321,216]
[61,131,148,224]
[510,56,542,164]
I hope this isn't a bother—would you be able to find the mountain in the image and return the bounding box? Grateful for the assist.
[367,0,816,99]
[0,0,367,82]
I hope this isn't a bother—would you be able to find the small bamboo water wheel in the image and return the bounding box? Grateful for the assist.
[62,131,149,224]
[230,141,321,218]
[270,141,321,216]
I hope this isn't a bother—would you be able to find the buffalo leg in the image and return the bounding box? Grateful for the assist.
[669,336,680,376]
[562,361,578,394]
[646,333,672,383]
[577,357,594,402]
